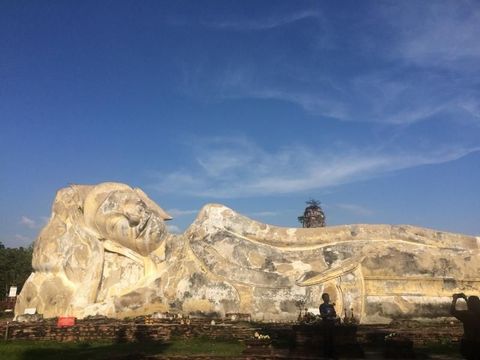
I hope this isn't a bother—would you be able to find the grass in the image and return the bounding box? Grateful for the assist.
[166,337,244,356]
[416,341,462,358]
[0,337,245,360]
[0,335,464,359]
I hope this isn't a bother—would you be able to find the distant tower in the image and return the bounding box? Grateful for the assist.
[298,199,326,228]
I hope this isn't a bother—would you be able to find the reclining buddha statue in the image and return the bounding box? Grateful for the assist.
[15,182,480,324]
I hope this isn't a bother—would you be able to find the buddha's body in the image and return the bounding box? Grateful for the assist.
[15,183,480,324]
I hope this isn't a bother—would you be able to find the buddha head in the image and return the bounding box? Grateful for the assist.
[83,183,172,256]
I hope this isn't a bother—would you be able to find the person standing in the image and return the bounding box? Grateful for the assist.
[450,293,480,360]
[320,293,337,358]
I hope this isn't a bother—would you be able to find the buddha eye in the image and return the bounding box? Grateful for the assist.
[137,201,146,212]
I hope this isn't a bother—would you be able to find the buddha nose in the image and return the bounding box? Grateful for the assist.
[126,213,141,226]
[125,204,143,226]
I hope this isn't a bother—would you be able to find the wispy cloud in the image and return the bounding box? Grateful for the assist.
[166,224,181,234]
[456,97,480,121]
[20,216,37,229]
[248,88,350,121]
[382,1,480,69]
[334,203,374,217]
[249,211,278,217]
[151,137,480,199]
[211,64,479,126]
[179,1,480,127]
[15,234,31,242]
[167,208,198,217]
[203,10,322,31]
[19,215,48,229]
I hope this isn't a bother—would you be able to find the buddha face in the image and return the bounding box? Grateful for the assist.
[92,190,169,256]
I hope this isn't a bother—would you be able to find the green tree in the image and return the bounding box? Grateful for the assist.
[0,241,33,299]
[298,199,326,228]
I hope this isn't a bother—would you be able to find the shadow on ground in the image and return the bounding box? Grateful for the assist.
[16,341,170,360]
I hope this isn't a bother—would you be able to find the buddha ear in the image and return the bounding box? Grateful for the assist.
[134,188,173,221]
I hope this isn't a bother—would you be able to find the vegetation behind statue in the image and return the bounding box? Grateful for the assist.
[298,199,326,228]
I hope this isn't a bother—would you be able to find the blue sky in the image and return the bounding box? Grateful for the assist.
[1,0,479,247]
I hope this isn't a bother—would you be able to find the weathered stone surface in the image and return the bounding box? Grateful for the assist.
[16,182,480,323]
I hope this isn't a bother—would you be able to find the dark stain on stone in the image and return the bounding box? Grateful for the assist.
[302,271,320,282]
[188,310,221,318]
[396,226,407,234]
[262,258,276,272]
[280,300,298,313]
[209,231,230,245]
[443,278,457,290]
[433,258,460,277]
[220,299,239,313]
[365,298,451,319]
[169,299,183,310]
[323,249,338,267]
[232,246,249,266]
[364,248,429,275]
[115,291,143,311]
[190,272,207,287]
[150,296,163,304]
[350,227,359,237]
